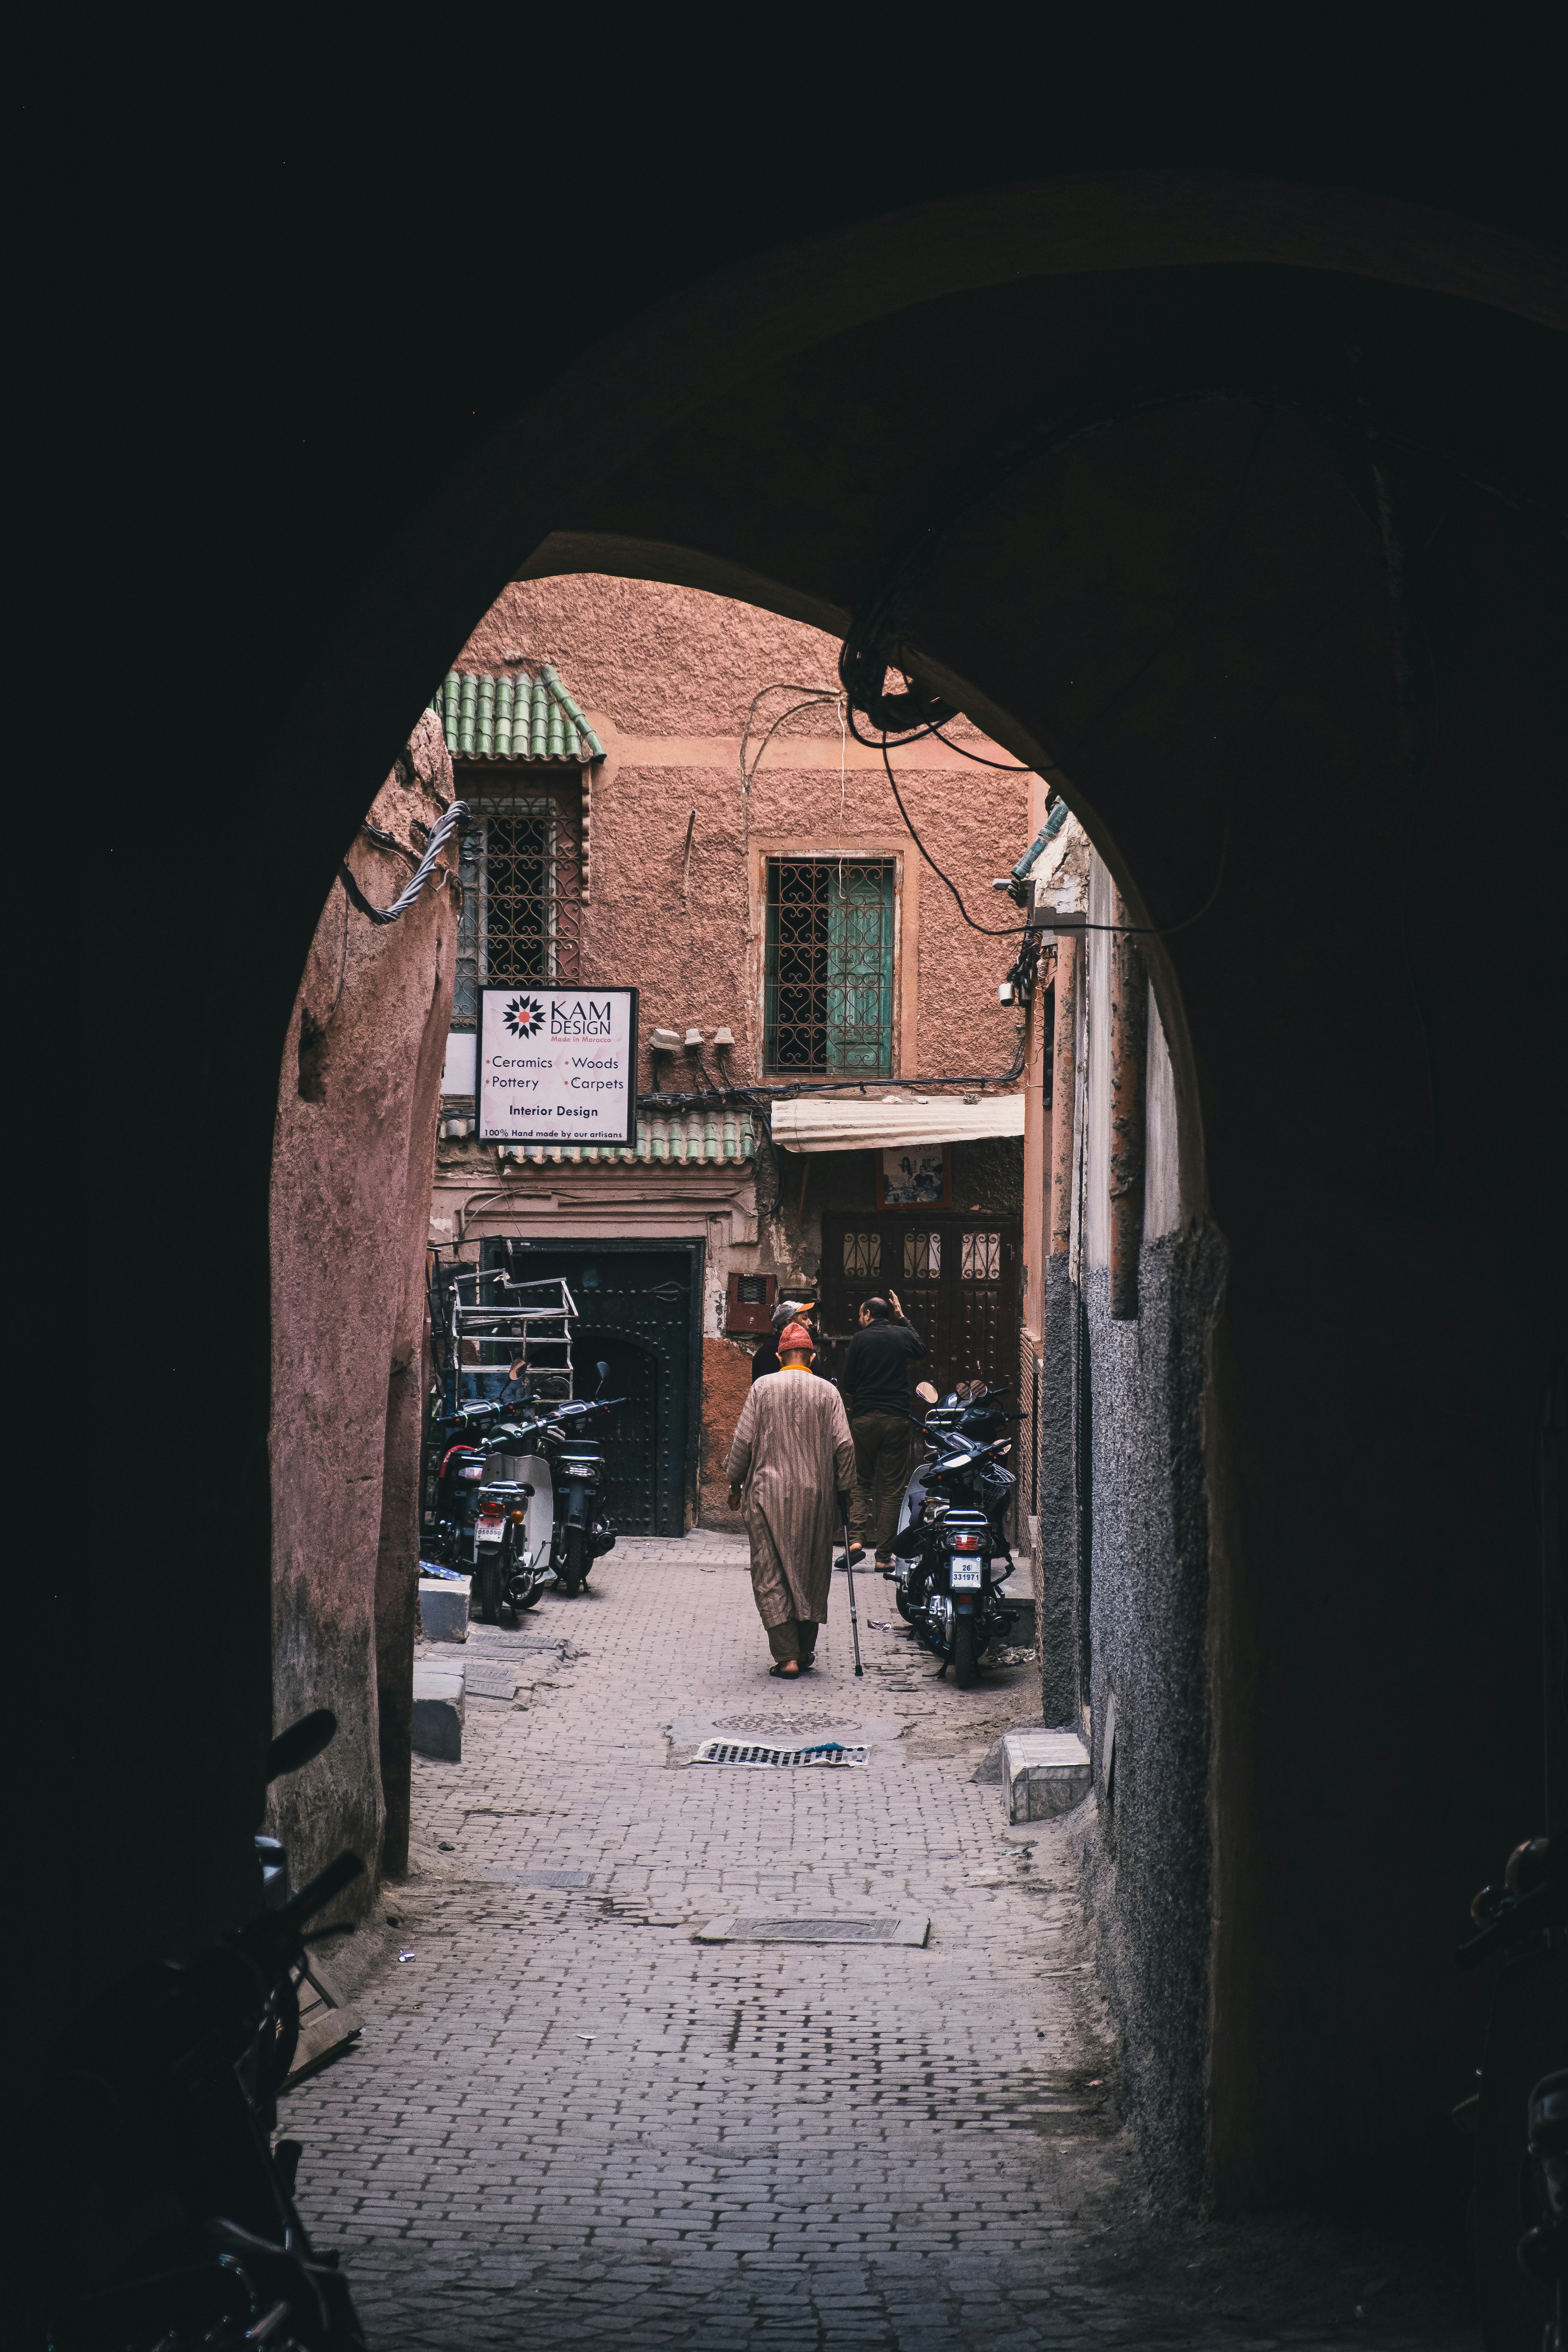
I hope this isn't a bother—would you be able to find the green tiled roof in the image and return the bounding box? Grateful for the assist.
[497,1108,757,1167]
[431,661,605,764]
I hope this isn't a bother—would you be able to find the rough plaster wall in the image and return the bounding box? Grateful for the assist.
[951,1136,1024,1218]
[374,975,452,1874]
[461,576,850,737]
[447,575,1034,1537]
[267,710,456,1907]
[455,578,1030,1097]
[1080,1223,1229,2205]
[1037,1252,1082,1726]
[700,1335,756,1524]
[1083,854,1114,1270]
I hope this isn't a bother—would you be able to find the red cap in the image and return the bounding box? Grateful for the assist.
[777,1322,815,1354]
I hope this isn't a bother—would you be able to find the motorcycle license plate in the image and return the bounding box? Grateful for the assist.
[476,1519,505,1545]
[949,1557,983,1590]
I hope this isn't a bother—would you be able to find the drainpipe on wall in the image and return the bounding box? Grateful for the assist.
[1050,936,1079,1259]
[1109,897,1147,1321]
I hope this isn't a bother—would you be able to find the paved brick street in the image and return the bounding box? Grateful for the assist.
[285,1541,1471,2350]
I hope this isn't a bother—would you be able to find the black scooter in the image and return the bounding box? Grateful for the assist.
[537,1365,621,1596]
[890,1381,1023,1687]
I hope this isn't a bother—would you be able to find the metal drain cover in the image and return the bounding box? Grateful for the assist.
[467,1634,564,1654]
[484,1867,592,1887]
[695,1740,871,1769]
[696,1913,929,1946]
[465,1662,522,1699]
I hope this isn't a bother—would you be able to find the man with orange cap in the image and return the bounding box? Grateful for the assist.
[726,1321,855,1676]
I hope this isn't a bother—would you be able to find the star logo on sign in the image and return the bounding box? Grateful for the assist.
[503,996,545,1039]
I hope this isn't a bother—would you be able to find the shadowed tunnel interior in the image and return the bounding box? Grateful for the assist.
[26,60,1567,2344]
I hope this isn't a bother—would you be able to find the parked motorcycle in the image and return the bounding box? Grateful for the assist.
[888,1380,1024,1687]
[428,1395,538,1621]
[38,1711,368,2350]
[469,1391,554,1623]
[531,1364,622,1597]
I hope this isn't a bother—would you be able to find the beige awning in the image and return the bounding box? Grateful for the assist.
[769,1093,1025,1154]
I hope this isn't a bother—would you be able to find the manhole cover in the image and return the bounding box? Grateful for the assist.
[466,1662,521,1699]
[484,1867,591,1887]
[695,1740,871,1769]
[696,1912,929,1946]
[712,1715,863,1736]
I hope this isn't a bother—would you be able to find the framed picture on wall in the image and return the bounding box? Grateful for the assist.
[876,1143,952,1209]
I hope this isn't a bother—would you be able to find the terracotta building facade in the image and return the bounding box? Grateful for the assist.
[428,576,1045,1535]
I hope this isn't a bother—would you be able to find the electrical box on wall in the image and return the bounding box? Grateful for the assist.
[726,1272,776,1334]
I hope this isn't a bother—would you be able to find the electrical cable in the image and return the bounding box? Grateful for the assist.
[879,737,1031,938]
[846,408,1268,943]
[738,684,844,796]
[880,729,1232,941]
[924,728,1032,771]
[840,379,1566,747]
[340,799,468,926]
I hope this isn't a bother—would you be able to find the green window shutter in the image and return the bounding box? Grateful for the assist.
[763,858,895,1074]
[825,864,894,1074]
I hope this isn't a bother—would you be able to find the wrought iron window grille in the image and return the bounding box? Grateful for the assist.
[452,780,582,1029]
[763,856,895,1077]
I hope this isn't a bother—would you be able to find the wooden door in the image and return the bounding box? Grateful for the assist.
[819,1211,1021,1405]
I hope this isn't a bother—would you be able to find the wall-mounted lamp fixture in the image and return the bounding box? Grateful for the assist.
[649,1027,682,1053]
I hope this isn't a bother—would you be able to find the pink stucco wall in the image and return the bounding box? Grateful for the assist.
[439,577,1036,1530]
[454,577,1032,1097]
[268,710,457,1901]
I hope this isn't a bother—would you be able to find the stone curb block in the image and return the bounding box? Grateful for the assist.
[412,1660,466,1760]
[418,1577,471,1643]
[1000,1728,1091,1822]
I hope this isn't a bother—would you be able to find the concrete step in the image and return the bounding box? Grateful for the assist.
[411,1658,465,1760]
[976,1725,1092,1822]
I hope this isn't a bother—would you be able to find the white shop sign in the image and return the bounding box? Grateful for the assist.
[477,985,639,1149]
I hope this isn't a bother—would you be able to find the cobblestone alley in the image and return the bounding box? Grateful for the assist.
[285,1540,1473,2350]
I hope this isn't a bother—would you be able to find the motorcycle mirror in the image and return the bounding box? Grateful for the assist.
[915,1381,939,1404]
[266,1708,337,1784]
[596,1360,610,1394]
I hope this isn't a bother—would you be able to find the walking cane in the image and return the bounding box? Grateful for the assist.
[840,1497,864,1678]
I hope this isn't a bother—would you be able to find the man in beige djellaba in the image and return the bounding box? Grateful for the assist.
[726,1321,855,1677]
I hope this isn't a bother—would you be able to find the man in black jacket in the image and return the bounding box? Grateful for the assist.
[840,1291,925,1566]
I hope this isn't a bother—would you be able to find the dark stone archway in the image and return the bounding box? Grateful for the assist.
[47,163,1565,2245]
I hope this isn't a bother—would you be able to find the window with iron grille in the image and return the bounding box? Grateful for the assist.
[452,784,582,1028]
[961,1232,1002,1280]
[902,1230,942,1279]
[763,858,895,1075]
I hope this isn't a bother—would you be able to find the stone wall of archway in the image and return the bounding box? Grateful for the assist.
[47,170,1566,2224]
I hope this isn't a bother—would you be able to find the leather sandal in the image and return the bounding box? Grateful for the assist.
[768,1660,800,1677]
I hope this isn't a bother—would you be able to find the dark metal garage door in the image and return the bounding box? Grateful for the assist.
[485,1241,702,1535]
